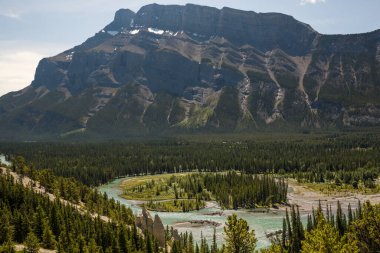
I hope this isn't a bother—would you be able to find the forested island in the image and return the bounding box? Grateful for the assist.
[122,172,287,212]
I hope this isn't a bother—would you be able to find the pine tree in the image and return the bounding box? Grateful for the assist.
[146,233,153,253]
[13,210,28,243]
[285,209,292,245]
[301,210,340,253]
[224,214,257,253]
[195,243,200,253]
[290,205,299,253]
[326,204,330,224]
[42,221,57,249]
[57,234,66,253]
[341,202,380,252]
[296,206,305,242]
[357,201,362,219]
[33,205,46,239]
[119,225,130,253]
[189,232,195,253]
[86,238,101,253]
[0,210,14,245]
[211,228,217,253]
[0,238,15,253]
[306,215,312,232]
[24,232,40,253]
[281,218,287,250]
[172,241,180,253]
[347,203,353,225]
[336,201,345,236]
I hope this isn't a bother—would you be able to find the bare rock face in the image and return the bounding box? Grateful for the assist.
[0,4,380,139]
[135,207,166,247]
[133,4,317,55]
[153,214,166,247]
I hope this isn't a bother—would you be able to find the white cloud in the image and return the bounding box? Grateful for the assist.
[0,51,43,96]
[0,41,68,96]
[0,10,22,19]
[300,0,326,5]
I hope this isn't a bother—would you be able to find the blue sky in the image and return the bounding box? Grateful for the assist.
[1,0,380,96]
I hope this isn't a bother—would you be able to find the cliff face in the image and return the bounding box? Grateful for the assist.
[133,4,317,55]
[0,4,379,139]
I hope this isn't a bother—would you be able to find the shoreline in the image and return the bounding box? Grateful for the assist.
[116,176,380,215]
[284,180,380,212]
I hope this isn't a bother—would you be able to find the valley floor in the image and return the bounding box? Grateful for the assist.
[119,173,380,213]
[286,179,380,212]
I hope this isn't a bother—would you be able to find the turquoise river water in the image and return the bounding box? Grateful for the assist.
[98,178,307,249]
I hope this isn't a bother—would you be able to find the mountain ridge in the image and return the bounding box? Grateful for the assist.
[0,3,379,140]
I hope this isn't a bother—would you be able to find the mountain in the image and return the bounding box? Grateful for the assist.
[1,3,380,139]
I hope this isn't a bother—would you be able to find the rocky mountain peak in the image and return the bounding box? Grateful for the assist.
[104,8,135,32]
[0,4,379,140]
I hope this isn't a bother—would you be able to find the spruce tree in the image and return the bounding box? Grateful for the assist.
[285,209,292,244]
[0,210,14,245]
[224,214,257,253]
[301,210,340,253]
[296,206,305,242]
[336,201,345,236]
[281,218,287,250]
[348,203,353,225]
[211,228,217,253]
[24,232,40,253]
[306,215,312,232]
[0,238,15,253]
[42,221,57,249]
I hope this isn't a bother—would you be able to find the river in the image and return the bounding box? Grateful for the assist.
[98,178,307,249]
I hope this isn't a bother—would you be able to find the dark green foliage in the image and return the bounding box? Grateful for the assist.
[278,201,380,253]
[281,206,307,253]
[0,239,15,253]
[0,173,152,253]
[24,232,40,253]
[186,172,286,208]
[294,167,379,186]
[8,157,135,225]
[224,214,257,253]
[170,230,215,253]
[2,132,379,187]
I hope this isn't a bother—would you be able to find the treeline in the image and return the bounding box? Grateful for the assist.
[170,230,222,253]
[0,173,156,253]
[293,167,379,189]
[145,199,206,212]
[0,132,379,186]
[174,172,287,209]
[264,201,380,253]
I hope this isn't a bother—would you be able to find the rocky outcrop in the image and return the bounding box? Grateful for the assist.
[0,4,379,140]
[135,207,166,247]
[104,9,135,32]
